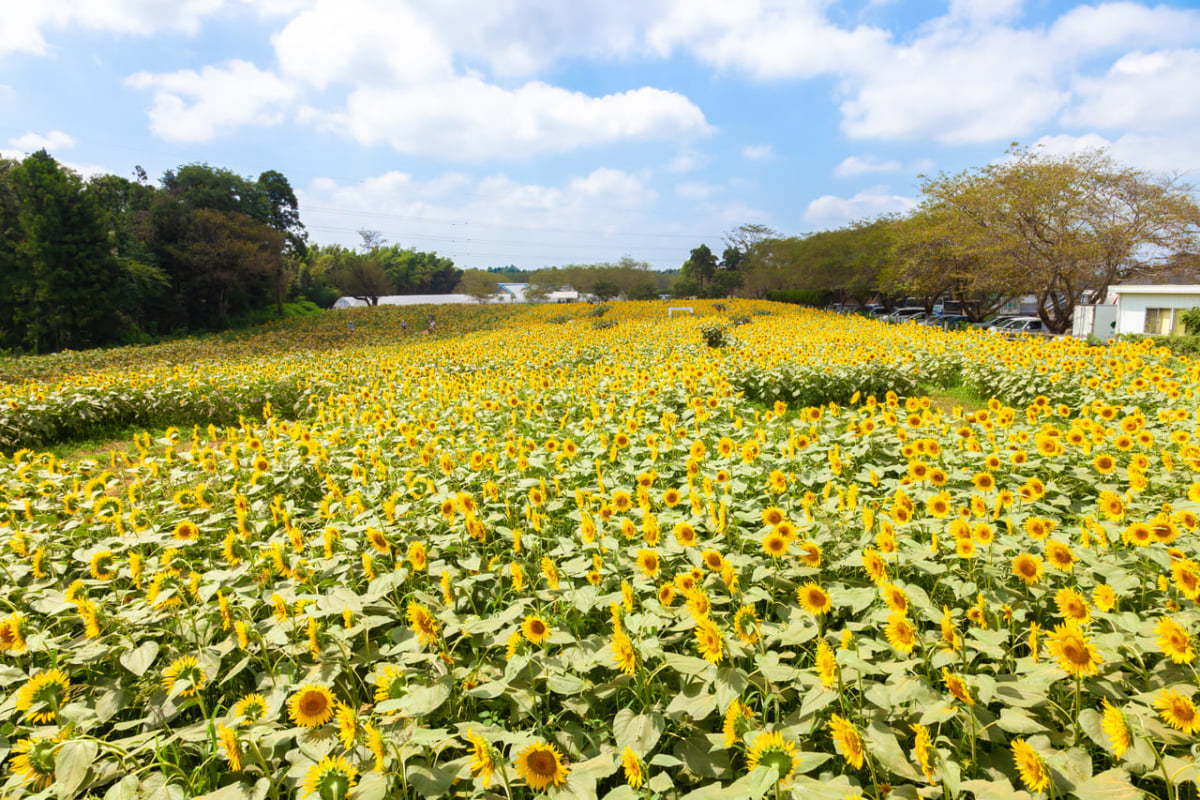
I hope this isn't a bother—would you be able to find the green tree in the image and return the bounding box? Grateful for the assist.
[456,269,500,303]
[920,145,1200,332]
[10,151,125,351]
[681,244,718,292]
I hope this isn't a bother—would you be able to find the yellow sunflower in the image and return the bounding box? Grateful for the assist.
[217,724,241,771]
[636,549,660,578]
[10,736,57,790]
[514,742,569,791]
[1054,587,1091,624]
[288,683,336,728]
[815,639,838,688]
[611,629,637,675]
[622,746,644,788]
[467,729,497,787]
[828,714,865,769]
[796,582,832,616]
[301,755,357,799]
[407,602,440,646]
[1155,688,1200,734]
[885,612,917,655]
[161,655,206,699]
[1047,623,1103,678]
[15,668,71,724]
[1011,553,1043,586]
[694,617,724,664]
[230,692,269,725]
[1155,616,1195,664]
[1011,738,1050,792]
[733,606,761,645]
[1100,699,1130,759]
[747,730,802,784]
[522,614,550,645]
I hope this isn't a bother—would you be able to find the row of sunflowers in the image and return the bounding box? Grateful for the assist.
[0,303,1198,798]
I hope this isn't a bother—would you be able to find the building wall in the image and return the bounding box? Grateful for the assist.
[1116,293,1200,335]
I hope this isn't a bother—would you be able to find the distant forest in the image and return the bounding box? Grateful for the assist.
[0,151,468,352]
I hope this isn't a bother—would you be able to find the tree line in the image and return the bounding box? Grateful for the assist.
[708,145,1200,333]
[0,151,463,352]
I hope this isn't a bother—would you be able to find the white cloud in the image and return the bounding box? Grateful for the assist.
[126,60,297,142]
[1066,49,1200,130]
[0,0,230,56]
[676,182,722,199]
[9,130,76,152]
[1030,132,1200,175]
[666,150,709,173]
[804,185,916,226]
[1048,2,1200,55]
[299,168,730,269]
[742,144,773,160]
[320,79,710,160]
[833,154,900,176]
[272,0,452,90]
[568,168,654,202]
[646,1,891,80]
[834,154,936,176]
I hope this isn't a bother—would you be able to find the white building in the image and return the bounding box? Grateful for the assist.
[1105,284,1200,336]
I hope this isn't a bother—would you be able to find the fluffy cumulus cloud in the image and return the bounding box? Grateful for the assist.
[125,60,297,142]
[0,0,234,56]
[1066,49,1200,130]
[1030,132,1200,175]
[645,0,891,79]
[804,186,916,227]
[319,80,709,160]
[9,130,77,152]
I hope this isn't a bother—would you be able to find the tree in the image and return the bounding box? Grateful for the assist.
[886,206,1015,320]
[681,244,718,291]
[328,255,394,306]
[920,145,1200,332]
[166,209,284,327]
[591,280,621,302]
[258,170,307,312]
[9,151,125,351]
[456,269,500,303]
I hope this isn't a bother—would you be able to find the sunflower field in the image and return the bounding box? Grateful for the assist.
[1,301,1199,800]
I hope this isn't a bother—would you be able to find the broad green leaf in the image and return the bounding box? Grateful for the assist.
[120,641,160,677]
[56,740,99,800]
[613,709,665,756]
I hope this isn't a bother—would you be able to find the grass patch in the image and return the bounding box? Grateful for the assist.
[42,426,155,465]
[926,383,988,415]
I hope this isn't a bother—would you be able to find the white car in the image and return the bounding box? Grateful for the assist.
[991,316,1045,335]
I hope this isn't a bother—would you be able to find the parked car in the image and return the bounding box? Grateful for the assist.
[930,315,970,330]
[991,316,1045,335]
[886,307,926,324]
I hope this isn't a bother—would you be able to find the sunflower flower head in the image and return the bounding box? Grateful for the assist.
[1011,738,1050,793]
[467,729,498,787]
[288,683,336,728]
[747,730,802,785]
[301,755,358,800]
[1100,699,1130,759]
[514,741,569,791]
[15,668,71,724]
[622,746,645,788]
[829,714,865,770]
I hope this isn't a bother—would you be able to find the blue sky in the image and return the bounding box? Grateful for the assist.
[3,0,1200,270]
